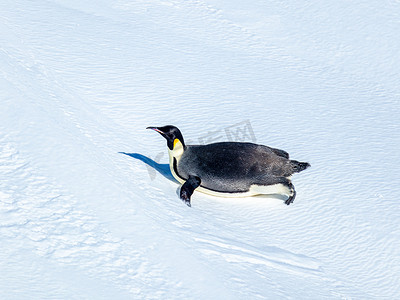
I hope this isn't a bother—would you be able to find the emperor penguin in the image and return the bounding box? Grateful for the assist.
[147,125,310,207]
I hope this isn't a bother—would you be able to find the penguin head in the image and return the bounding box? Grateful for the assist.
[147,125,186,152]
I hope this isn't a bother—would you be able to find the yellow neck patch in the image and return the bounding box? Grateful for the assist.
[170,138,184,160]
[173,138,180,148]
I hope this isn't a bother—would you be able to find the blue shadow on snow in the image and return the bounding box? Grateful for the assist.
[119,152,178,183]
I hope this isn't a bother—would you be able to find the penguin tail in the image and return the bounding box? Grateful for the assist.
[290,160,311,173]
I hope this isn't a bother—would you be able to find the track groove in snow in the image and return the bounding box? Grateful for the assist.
[195,237,323,275]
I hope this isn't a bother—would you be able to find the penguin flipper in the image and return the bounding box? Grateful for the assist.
[180,175,201,207]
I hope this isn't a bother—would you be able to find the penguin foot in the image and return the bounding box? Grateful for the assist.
[285,189,296,205]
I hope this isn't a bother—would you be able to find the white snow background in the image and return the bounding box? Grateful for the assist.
[1,0,399,299]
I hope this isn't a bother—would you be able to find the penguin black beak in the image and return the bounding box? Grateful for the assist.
[147,126,166,136]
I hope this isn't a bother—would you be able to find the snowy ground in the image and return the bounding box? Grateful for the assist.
[1,0,400,299]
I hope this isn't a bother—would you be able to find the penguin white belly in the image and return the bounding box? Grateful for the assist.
[191,183,291,198]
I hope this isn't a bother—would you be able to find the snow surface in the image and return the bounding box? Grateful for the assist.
[1,0,400,299]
